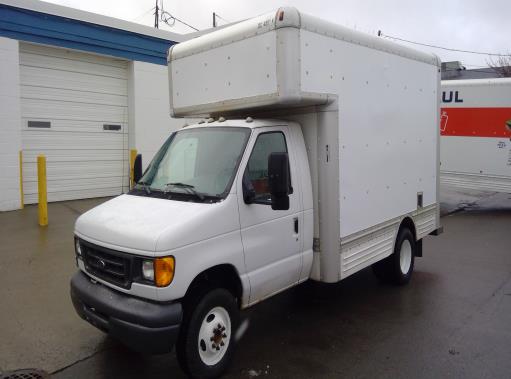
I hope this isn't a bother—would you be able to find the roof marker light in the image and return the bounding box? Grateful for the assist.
[246,117,253,123]
[218,117,226,122]
[207,117,215,123]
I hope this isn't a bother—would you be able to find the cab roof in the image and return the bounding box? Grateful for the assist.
[182,118,289,130]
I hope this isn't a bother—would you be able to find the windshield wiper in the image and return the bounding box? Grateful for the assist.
[136,181,152,195]
[164,182,205,201]
[166,182,195,189]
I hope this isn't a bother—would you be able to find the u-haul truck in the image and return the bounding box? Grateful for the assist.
[70,7,442,378]
[440,78,511,192]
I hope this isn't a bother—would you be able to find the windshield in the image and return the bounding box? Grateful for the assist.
[135,127,251,200]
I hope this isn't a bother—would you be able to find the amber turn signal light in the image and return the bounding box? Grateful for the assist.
[154,256,175,287]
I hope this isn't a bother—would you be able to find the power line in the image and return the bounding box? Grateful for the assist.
[213,12,230,27]
[161,10,199,31]
[216,15,229,22]
[158,0,199,31]
[131,6,155,22]
[215,13,230,23]
[378,31,511,57]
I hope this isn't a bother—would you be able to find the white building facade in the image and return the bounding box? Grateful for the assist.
[0,0,187,211]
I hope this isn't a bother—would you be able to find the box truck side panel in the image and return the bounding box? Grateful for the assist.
[168,11,441,283]
[170,31,279,113]
[298,29,439,280]
[299,30,439,239]
[440,79,511,192]
[169,28,329,117]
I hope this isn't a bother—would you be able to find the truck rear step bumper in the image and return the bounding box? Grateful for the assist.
[70,271,182,354]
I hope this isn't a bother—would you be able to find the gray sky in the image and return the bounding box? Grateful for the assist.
[45,0,510,68]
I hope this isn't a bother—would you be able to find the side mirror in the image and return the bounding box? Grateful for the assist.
[134,154,143,183]
[242,172,256,204]
[268,152,290,210]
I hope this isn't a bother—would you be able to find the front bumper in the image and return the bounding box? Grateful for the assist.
[70,271,182,354]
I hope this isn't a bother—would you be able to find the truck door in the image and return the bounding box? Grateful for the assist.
[237,126,302,304]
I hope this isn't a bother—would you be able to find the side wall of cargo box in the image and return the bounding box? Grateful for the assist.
[261,20,441,282]
[168,10,441,282]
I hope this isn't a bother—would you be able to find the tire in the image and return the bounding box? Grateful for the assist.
[372,227,416,285]
[176,288,239,379]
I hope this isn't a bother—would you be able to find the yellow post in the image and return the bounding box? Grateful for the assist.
[19,150,24,209]
[37,155,48,226]
[130,149,138,189]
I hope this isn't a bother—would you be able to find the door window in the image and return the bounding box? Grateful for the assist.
[245,132,288,202]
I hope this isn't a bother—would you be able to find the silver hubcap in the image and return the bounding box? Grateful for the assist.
[198,306,231,366]
[399,239,412,274]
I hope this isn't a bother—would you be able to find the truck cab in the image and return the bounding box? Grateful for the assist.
[71,118,313,376]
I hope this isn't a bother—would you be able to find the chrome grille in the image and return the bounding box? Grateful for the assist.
[80,240,132,289]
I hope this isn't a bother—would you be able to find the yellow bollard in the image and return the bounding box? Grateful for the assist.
[130,149,137,189]
[37,155,48,226]
[19,150,24,209]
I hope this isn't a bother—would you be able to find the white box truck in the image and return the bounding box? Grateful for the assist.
[440,78,511,192]
[71,7,442,378]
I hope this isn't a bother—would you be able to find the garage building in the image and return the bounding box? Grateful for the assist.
[0,0,186,211]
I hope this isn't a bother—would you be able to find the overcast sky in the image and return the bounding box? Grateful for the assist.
[45,0,510,68]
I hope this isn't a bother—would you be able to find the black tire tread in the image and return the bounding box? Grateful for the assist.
[372,227,415,286]
[176,288,239,379]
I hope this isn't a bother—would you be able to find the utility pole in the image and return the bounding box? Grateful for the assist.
[213,12,217,28]
[154,0,159,28]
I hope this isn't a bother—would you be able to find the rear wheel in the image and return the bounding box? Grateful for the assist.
[372,227,416,285]
[176,288,239,379]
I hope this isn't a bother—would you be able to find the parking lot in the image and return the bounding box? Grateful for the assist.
[1,189,510,378]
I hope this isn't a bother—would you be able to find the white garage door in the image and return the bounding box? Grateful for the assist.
[19,43,129,204]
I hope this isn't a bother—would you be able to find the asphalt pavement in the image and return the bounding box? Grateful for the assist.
[1,189,510,378]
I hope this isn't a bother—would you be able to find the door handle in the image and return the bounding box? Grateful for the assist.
[294,217,299,234]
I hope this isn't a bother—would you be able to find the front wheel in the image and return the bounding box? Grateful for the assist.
[176,288,239,379]
[372,227,416,285]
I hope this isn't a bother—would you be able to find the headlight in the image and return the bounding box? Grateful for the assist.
[75,238,82,256]
[142,260,154,281]
[154,257,175,287]
[140,257,175,286]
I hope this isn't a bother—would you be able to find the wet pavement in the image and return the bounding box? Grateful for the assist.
[0,198,109,375]
[1,189,510,378]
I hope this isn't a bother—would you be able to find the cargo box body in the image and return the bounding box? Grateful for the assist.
[440,78,511,193]
[168,7,441,282]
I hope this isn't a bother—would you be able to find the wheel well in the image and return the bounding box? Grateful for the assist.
[399,217,417,241]
[184,265,243,306]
